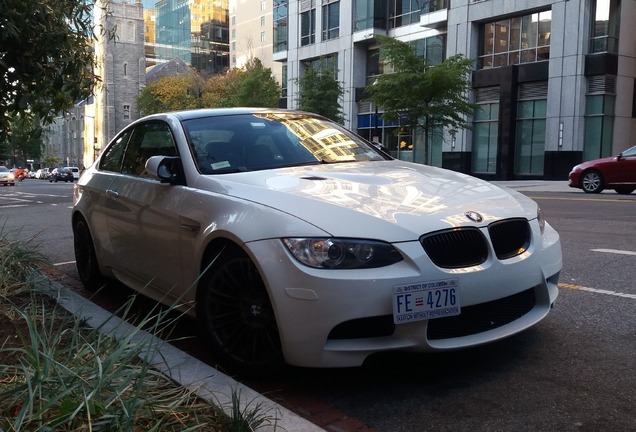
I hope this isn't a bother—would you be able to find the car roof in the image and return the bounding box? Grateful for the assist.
[141,107,320,122]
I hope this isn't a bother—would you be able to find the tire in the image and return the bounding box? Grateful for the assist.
[196,245,283,374]
[615,187,635,195]
[73,217,105,290]
[581,170,604,193]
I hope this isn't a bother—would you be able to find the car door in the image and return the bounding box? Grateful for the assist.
[612,146,636,185]
[104,120,187,301]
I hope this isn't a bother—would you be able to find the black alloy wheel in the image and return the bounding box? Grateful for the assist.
[581,170,604,193]
[73,217,104,290]
[197,246,283,375]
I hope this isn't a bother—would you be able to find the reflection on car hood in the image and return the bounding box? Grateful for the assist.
[199,161,537,240]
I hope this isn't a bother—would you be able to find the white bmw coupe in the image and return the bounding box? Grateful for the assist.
[72,108,562,373]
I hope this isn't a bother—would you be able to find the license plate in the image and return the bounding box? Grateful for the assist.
[392,279,460,324]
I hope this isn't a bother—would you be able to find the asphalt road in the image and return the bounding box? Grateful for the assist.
[1,179,635,431]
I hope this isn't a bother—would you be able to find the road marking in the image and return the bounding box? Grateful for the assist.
[559,283,636,300]
[53,261,76,266]
[591,248,636,256]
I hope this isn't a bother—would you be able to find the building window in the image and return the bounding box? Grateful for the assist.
[300,9,316,46]
[353,0,386,32]
[421,0,448,13]
[304,54,338,77]
[281,63,288,98]
[472,101,499,174]
[261,16,265,26]
[322,1,340,41]
[123,105,130,120]
[126,21,135,42]
[261,1,266,11]
[515,99,546,175]
[123,63,128,76]
[413,35,447,65]
[590,0,620,53]
[479,11,551,69]
[388,0,422,29]
[584,87,615,160]
[261,31,266,42]
[273,0,288,53]
[366,35,447,86]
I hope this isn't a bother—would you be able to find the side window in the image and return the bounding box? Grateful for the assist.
[100,129,132,172]
[121,121,178,176]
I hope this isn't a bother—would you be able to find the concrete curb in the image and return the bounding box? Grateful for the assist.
[41,276,326,432]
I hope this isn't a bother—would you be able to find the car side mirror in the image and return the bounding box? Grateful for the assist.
[146,156,182,184]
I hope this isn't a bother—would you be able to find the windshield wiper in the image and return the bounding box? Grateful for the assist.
[320,158,360,164]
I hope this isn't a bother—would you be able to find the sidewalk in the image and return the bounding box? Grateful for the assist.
[41,267,329,432]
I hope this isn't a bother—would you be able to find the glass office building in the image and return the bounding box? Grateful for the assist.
[144,0,229,76]
[274,0,636,180]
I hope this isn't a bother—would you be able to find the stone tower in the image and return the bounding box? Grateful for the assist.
[92,0,146,155]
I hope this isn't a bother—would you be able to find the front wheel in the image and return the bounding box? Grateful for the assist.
[73,217,105,290]
[581,170,604,193]
[196,246,283,375]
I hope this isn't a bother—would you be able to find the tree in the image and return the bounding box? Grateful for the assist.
[296,59,344,124]
[137,73,206,116]
[204,68,243,108]
[233,58,281,108]
[0,0,106,141]
[139,60,281,113]
[365,35,476,162]
[205,59,280,108]
[0,114,44,165]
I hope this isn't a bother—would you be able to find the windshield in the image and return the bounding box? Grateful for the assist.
[622,145,636,157]
[183,112,390,174]
[0,166,8,172]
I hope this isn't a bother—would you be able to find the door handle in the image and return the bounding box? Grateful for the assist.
[106,189,119,198]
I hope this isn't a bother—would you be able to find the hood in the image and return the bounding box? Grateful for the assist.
[577,156,617,169]
[198,161,538,241]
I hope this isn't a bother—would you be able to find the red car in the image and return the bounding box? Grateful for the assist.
[568,145,636,194]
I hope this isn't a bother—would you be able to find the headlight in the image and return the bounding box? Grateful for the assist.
[537,206,545,234]
[282,238,403,269]
[8,174,14,179]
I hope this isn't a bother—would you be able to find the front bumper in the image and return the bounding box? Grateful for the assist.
[568,171,581,188]
[247,220,562,368]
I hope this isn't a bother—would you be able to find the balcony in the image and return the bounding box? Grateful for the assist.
[419,0,448,29]
[353,26,388,44]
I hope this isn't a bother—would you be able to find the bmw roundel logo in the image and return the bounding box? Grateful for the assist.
[464,211,483,223]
